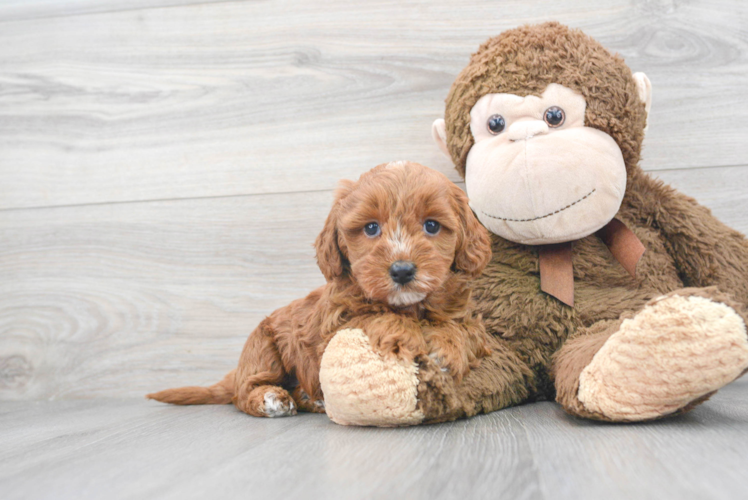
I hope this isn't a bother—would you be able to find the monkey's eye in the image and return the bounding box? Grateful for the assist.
[363,222,381,237]
[486,114,506,135]
[544,106,565,127]
[423,220,441,235]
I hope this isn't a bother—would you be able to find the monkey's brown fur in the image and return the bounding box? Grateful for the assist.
[405,22,748,423]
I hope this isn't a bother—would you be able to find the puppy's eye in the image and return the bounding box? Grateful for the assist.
[363,222,381,237]
[423,220,441,235]
[487,114,506,135]
[543,106,565,127]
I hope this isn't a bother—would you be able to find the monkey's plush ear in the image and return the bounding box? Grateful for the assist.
[432,119,450,158]
[633,72,652,132]
[451,184,492,277]
[315,180,354,281]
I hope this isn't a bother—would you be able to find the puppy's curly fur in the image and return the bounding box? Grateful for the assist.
[147,161,492,417]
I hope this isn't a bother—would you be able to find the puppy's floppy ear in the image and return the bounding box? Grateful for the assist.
[451,183,492,277]
[315,180,355,281]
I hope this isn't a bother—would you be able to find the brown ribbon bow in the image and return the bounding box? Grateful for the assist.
[537,218,645,307]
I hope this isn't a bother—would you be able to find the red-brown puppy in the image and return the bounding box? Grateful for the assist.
[148,161,492,417]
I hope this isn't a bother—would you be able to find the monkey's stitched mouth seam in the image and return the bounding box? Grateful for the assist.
[481,188,596,222]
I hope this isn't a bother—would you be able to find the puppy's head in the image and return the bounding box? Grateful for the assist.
[315,161,491,307]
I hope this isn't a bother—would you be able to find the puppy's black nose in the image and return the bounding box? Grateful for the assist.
[389,261,416,285]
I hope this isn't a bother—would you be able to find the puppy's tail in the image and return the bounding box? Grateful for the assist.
[147,370,235,405]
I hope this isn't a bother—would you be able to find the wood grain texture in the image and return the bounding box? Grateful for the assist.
[0,0,235,22]
[1,378,746,500]
[518,378,748,500]
[0,0,747,209]
[0,190,330,400]
[0,166,745,400]
[0,3,746,498]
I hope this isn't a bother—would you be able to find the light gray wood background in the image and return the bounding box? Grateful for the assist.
[1,380,747,500]
[1,0,747,498]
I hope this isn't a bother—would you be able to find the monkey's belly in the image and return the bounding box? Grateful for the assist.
[475,224,683,340]
[573,223,683,325]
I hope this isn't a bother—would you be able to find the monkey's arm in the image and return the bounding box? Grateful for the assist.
[319,328,534,426]
[639,174,748,304]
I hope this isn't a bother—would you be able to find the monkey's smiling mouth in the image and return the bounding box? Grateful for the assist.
[480,188,596,222]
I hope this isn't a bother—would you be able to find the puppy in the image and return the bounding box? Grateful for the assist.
[147,161,492,417]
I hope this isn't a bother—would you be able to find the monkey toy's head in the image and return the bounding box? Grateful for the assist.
[433,22,652,245]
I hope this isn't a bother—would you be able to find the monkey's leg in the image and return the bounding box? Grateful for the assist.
[553,288,748,422]
[233,319,297,418]
[320,328,534,426]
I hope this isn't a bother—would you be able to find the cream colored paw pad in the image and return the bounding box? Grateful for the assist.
[578,295,748,421]
[320,328,424,427]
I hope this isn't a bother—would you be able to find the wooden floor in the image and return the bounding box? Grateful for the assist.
[1,378,748,500]
[1,0,747,498]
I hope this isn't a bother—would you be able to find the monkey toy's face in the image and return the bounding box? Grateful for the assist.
[434,79,651,246]
[462,84,626,245]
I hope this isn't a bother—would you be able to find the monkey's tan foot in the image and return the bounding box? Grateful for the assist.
[577,291,748,421]
[319,328,424,427]
[237,385,297,418]
[291,386,326,413]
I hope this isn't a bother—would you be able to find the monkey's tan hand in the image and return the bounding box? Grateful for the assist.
[319,328,425,427]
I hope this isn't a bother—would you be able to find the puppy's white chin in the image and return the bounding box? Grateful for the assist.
[388,291,426,307]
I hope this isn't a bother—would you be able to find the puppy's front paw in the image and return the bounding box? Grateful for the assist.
[423,323,490,383]
[428,347,471,382]
[374,335,425,362]
[355,315,427,362]
[429,353,450,373]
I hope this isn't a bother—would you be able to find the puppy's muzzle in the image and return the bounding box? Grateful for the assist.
[389,261,416,285]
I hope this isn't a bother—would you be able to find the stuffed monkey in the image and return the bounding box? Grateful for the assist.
[319,22,748,425]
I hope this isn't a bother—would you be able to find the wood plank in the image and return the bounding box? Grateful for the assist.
[0,165,745,400]
[0,190,331,400]
[0,399,560,500]
[0,400,307,499]
[0,379,746,500]
[0,0,747,209]
[156,408,542,500]
[0,0,235,22]
[519,378,748,500]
